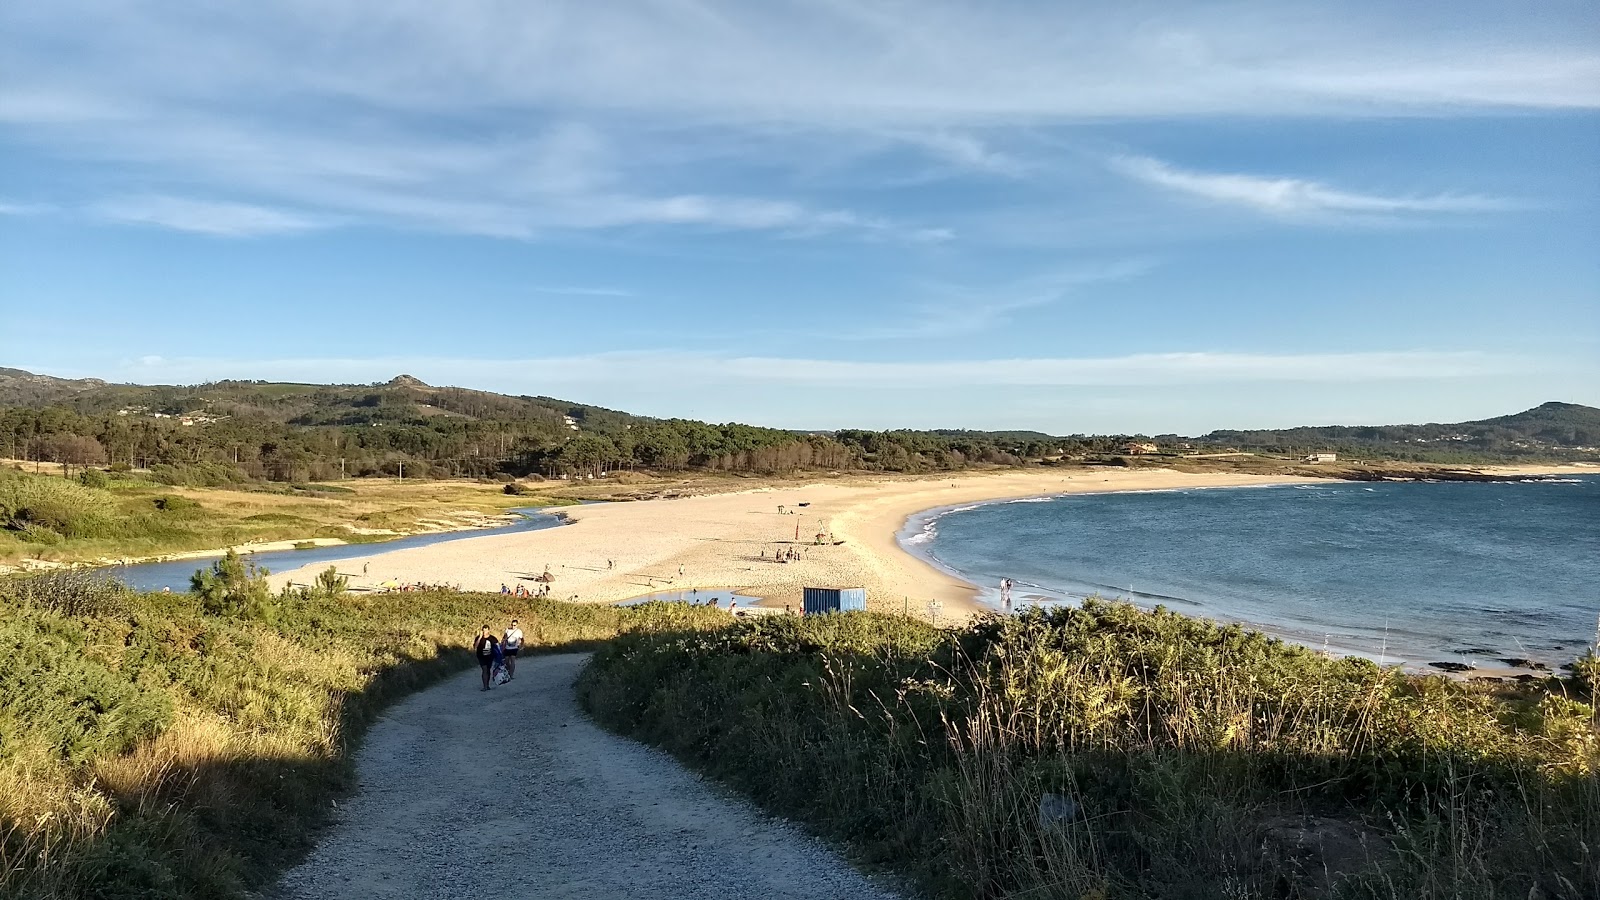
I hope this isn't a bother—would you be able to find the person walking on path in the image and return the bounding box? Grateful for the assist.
[502,619,524,680]
[472,626,500,691]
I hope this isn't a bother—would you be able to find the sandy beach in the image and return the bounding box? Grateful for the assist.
[272,468,1319,618]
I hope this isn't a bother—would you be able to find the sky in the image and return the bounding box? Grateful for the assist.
[2,1,1597,434]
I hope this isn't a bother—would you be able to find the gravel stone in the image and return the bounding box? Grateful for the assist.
[276,653,906,899]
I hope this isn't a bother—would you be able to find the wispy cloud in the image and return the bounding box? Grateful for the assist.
[0,2,1587,240]
[851,260,1155,340]
[90,196,326,236]
[530,285,635,298]
[1112,155,1513,219]
[95,349,1521,391]
[0,200,53,216]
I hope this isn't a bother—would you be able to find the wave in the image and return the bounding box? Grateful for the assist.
[904,521,937,545]
[1005,496,1057,504]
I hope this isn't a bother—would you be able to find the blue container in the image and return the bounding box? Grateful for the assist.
[803,586,867,615]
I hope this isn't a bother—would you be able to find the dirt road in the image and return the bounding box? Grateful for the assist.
[277,654,903,900]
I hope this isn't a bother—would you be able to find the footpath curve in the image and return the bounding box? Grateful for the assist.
[277,653,902,900]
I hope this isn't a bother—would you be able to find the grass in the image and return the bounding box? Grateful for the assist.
[578,601,1600,900]
[0,467,545,567]
[0,568,730,899]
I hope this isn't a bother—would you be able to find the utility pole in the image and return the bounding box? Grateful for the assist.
[340,458,345,479]
[398,461,404,481]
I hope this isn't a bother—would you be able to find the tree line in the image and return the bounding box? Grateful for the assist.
[0,406,1120,483]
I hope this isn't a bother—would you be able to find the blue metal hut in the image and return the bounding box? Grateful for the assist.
[802,586,867,615]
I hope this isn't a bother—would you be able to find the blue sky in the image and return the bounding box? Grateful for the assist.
[2,1,1597,434]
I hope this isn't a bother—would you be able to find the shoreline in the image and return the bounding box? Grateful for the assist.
[0,510,531,578]
[270,468,1321,617]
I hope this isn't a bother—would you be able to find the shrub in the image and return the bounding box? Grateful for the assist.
[0,616,173,765]
[580,602,1600,899]
[77,468,110,489]
[313,566,347,598]
[0,468,117,538]
[190,550,274,619]
[0,585,729,898]
[153,495,203,513]
[503,482,531,495]
[0,570,130,617]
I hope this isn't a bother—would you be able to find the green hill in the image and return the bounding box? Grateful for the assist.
[1201,401,1600,460]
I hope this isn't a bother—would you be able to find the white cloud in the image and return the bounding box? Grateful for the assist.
[91,196,325,236]
[1112,156,1511,219]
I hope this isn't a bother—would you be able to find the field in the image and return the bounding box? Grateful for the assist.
[0,568,729,899]
[0,463,574,568]
[579,603,1600,900]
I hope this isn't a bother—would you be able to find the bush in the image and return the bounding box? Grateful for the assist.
[153,495,203,513]
[0,468,118,538]
[0,616,173,765]
[190,550,274,619]
[77,468,110,489]
[580,602,1600,899]
[0,585,729,898]
[148,462,247,488]
[503,482,531,495]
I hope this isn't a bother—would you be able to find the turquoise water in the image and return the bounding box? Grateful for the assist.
[107,507,566,592]
[902,477,1600,670]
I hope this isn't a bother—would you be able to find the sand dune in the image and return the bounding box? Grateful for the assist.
[273,468,1318,618]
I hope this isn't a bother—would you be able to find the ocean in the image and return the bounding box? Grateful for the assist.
[902,476,1600,671]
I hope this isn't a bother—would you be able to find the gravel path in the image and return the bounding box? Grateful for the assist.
[277,654,905,900]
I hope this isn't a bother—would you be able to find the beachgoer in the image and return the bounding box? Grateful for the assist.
[608,559,615,570]
[472,626,500,691]
[502,619,524,680]
[362,562,369,575]
[501,583,509,594]
[678,564,685,577]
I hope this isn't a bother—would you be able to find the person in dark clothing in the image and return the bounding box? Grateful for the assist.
[472,625,500,691]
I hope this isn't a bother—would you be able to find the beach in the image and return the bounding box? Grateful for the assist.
[272,468,1320,617]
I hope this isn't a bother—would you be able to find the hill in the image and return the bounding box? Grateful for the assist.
[0,367,109,406]
[0,370,644,433]
[1200,401,1600,460]
[2,367,1595,481]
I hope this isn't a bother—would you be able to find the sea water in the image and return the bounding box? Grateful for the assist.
[106,506,566,592]
[902,477,1600,670]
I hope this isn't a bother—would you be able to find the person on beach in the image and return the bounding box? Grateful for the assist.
[502,619,523,680]
[472,626,500,691]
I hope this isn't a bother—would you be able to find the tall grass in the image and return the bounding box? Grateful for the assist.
[578,601,1600,899]
[0,570,728,899]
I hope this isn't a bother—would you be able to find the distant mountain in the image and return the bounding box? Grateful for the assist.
[0,368,645,433]
[0,367,109,406]
[1202,402,1600,458]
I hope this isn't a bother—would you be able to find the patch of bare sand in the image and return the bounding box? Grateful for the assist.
[272,468,1318,619]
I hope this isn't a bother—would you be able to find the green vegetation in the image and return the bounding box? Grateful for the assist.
[579,602,1600,899]
[1202,401,1600,462]
[0,467,539,566]
[6,369,1597,483]
[0,568,729,899]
